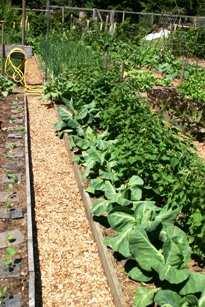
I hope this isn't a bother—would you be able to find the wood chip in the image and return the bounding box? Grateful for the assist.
[27,96,114,306]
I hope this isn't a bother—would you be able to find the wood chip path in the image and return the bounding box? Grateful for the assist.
[25,56,44,85]
[27,96,114,307]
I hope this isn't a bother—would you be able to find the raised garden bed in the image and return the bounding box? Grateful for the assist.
[54,83,205,305]
[39,31,205,306]
[62,129,205,306]
[63,132,135,306]
[148,86,205,142]
[0,95,34,306]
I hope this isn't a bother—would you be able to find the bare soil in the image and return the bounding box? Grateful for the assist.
[0,95,28,306]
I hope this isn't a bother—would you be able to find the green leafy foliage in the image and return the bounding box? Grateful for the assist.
[2,246,17,267]
[53,81,205,303]
[41,30,205,306]
[179,69,205,103]
[168,28,205,59]
[0,287,7,304]
[154,290,182,307]
[134,287,159,307]
[0,75,13,98]
[154,290,199,307]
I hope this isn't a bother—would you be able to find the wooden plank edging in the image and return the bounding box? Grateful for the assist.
[24,95,35,307]
[63,133,127,307]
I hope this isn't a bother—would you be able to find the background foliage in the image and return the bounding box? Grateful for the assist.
[8,0,204,15]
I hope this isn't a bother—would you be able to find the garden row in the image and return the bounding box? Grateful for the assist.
[0,78,34,306]
[39,30,205,143]
[40,34,205,304]
[108,39,205,141]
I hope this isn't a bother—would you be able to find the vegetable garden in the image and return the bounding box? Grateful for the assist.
[1,2,205,306]
[0,85,34,305]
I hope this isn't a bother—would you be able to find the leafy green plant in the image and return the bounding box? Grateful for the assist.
[134,287,205,307]
[4,200,12,209]
[179,69,205,103]
[0,75,13,98]
[2,246,17,267]
[6,233,15,243]
[6,143,17,150]
[0,287,7,304]
[42,30,205,306]
[126,69,158,91]
[6,173,18,184]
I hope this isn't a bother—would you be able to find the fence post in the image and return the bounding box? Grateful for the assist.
[151,13,154,25]
[86,19,90,30]
[62,6,65,24]
[110,10,115,25]
[122,11,125,23]
[45,0,51,40]
[100,22,103,31]
[70,13,73,29]
[120,62,125,81]
[105,15,109,31]
[103,51,109,71]
[22,0,26,45]
[46,0,50,15]
[1,21,5,75]
[92,8,97,21]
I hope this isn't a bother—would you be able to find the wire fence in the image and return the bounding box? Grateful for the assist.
[14,6,205,28]
[1,6,205,74]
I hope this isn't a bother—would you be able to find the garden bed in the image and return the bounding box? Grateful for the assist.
[148,86,205,142]
[39,31,205,306]
[62,127,205,307]
[63,131,135,306]
[0,94,34,306]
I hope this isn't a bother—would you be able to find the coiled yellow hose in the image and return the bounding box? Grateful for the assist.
[5,47,43,94]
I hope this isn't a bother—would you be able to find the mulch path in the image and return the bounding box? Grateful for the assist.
[24,57,43,86]
[27,96,114,306]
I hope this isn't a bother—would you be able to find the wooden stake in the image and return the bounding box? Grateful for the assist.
[120,62,125,81]
[105,15,109,31]
[110,10,115,25]
[1,21,5,75]
[92,8,97,20]
[122,11,125,23]
[62,6,65,24]
[22,0,26,45]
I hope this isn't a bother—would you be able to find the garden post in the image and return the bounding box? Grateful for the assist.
[1,21,5,75]
[105,15,109,31]
[62,6,65,25]
[120,62,125,81]
[110,10,115,25]
[22,0,26,45]
[122,11,125,23]
[92,8,97,21]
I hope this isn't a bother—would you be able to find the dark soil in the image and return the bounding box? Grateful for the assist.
[0,95,28,306]
[148,86,205,142]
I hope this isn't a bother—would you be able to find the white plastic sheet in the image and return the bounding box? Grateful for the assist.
[145,29,170,41]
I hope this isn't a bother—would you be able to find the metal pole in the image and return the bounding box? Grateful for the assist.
[22,0,26,45]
